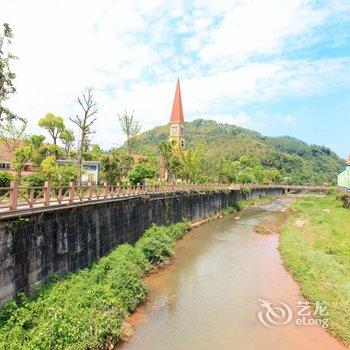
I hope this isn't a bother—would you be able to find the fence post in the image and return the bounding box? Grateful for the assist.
[116,182,120,197]
[87,181,92,200]
[104,182,108,198]
[29,188,35,208]
[9,180,18,211]
[44,181,51,207]
[69,182,75,203]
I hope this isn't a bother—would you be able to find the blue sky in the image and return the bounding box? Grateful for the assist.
[1,0,350,158]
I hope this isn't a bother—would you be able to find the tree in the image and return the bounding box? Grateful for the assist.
[0,23,17,121]
[69,88,97,185]
[173,145,204,182]
[24,134,48,168]
[38,113,65,146]
[118,111,141,155]
[40,156,57,181]
[59,128,75,154]
[127,161,156,185]
[101,150,133,184]
[84,143,103,161]
[0,117,27,152]
[158,141,182,180]
[12,145,32,183]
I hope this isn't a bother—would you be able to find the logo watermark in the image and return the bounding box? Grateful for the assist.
[257,298,328,328]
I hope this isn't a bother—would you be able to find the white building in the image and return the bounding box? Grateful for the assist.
[57,159,100,184]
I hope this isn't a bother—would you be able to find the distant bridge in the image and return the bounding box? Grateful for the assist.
[0,181,327,218]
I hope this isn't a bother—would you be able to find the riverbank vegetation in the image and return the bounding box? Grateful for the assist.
[221,195,277,215]
[280,195,350,345]
[0,221,189,349]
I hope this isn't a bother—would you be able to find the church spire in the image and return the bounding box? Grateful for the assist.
[168,79,185,149]
[170,78,184,124]
[347,153,350,165]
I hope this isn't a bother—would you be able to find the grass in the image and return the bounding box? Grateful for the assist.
[279,195,350,345]
[0,221,190,350]
[221,195,277,215]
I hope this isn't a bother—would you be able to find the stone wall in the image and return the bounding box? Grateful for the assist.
[0,187,284,305]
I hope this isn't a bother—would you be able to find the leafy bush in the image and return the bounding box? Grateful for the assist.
[127,161,156,185]
[136,222,189,265]
[325,187,336,196]
[23,173,47,187]
[0,221,189,349]
[0,172,13,193]
[222,206,235,215]
[233,200,245,211]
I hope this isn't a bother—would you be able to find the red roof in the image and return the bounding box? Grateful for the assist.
[170,79,184,124]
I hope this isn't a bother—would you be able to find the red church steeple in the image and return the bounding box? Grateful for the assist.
[168,79,185,149]
[170,79,184,124]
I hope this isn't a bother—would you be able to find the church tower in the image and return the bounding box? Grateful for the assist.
[169,79,185,149]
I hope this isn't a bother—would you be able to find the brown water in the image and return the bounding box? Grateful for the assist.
[119,198,346,350]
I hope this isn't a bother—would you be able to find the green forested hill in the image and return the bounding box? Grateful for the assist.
[135,119,345,184]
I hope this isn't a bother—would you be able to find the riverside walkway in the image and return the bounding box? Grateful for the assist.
[0,181,326,218]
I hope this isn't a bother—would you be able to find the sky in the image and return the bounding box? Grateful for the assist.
[1,0,350,158]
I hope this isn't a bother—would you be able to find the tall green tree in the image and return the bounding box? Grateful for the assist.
[118,111,141,155]
[12,145,32,183]
[59,128,75,154]
[38,113,65,146]
[0,23,17,121]
[173,145,204,182]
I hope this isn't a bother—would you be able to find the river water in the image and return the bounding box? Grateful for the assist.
[119,198,346,350]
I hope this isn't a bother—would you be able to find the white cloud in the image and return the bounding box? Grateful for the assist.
[0,0,349,149]
[281,115,296,123]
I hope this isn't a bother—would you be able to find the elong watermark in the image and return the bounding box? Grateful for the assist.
[257,298,328,328]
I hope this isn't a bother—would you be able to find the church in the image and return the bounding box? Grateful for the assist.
[159,79,186,180]
[168,78,185,149]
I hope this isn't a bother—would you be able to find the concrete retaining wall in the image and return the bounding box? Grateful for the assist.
[0,187,284,305]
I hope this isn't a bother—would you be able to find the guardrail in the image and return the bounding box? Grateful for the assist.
[0,181,327,215]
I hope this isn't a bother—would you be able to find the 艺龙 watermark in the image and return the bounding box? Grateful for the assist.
[257,298,328,328]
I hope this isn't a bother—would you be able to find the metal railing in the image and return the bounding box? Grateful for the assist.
[0,181,328,215]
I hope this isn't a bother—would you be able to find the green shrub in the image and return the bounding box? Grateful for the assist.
[233,200,244,211]
[23,172,47,187]
[0,171,13,187]
[0,172,13,195]
[325,187,336,196]
[136,228,174,265]
[136,222,190,265]
[0,222,190,349]
[222,206,235,215]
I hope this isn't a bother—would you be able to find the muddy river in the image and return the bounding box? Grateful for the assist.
[119,198,346,350]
